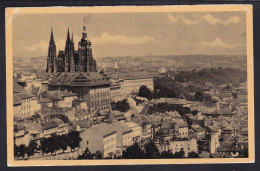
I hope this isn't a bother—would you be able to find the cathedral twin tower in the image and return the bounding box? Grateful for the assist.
[46,19,97,73]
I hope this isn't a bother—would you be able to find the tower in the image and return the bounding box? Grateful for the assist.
[65,28,75,72]
[78,18,97,72]
[46,28,56,73]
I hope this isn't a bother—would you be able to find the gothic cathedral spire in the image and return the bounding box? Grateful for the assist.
[46,28,57,73]
[65,27,75,72]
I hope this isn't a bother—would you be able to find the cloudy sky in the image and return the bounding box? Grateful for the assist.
[12,12,246,58]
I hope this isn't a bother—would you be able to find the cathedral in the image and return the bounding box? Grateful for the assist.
[46,19,97,73]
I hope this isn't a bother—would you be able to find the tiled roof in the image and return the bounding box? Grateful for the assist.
[191,124,204,132]
[86,123,117,137]
[13,94,22,105]
[42,118,63,130]
[16,92,34,99]
[39,97,52,103]
[49,72,110,87]
[76,119,94,128]
[37,107,74,117]
[31,87,40,95]
[13,80,24,93]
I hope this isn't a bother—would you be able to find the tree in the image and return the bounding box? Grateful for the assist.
[111,99,130,112]
[14,144,19,158]
[25,146,34,158]
[40,138,49,155]
[95,151,103,159]
[59,134,68,153]
[160,150,174,158]
[78,147,93,159]
[188,151,199,158]
[122,143,145,159]
[173,150,185,158]
[67,131,82,152]
[18,144,26,159]
[144,141,160,158]
[138,85,152,99]
[29,141,38,152]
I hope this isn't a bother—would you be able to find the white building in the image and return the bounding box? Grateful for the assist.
[170,137,198,157]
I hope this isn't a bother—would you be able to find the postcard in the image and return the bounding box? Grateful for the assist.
[6,5,254,166]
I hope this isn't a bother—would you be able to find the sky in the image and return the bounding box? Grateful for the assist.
[12,12,247,58]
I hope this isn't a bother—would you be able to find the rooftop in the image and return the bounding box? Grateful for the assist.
[49,72,110,87]
[13,94,22,105]
[13,80,24,93]
[15,92,34,99]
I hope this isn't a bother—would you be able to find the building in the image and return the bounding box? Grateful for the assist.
[14,92,41,119]
[80,123,117,158]
[110,79,123,102]
[191,124,205,140]
[46,19,97,73]
[13,94,22,119]
[170,137,198,157]
[124,121,142,143]
[118,71,154,97]
[72,98,88,110]
[42,90,78,108]
[36,107,76,122]
[48,72,111,116]
[41,118,69,137]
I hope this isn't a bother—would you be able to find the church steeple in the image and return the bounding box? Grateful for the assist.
[71,32,74,43]
[66,28,70,43]
[50,28,55,44]
[46,28,56,73]
[82,18,87,40]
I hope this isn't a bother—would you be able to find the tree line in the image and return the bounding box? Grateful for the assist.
[14,131,82,159]
[78,141,199,159]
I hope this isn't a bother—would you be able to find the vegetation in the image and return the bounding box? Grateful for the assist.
[173,67,246,86]
[153,67,246,106]
[138,85,153,100]
[144,141,160,158]
[122,143,145,159]
[111,99,130,112]
[148,103,197,116]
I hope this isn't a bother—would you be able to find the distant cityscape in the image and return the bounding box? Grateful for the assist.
[13,19,248,160]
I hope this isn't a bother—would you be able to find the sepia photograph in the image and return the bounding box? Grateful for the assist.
[5,5,254,166]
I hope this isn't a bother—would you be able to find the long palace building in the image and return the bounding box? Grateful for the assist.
[46,19,97,73]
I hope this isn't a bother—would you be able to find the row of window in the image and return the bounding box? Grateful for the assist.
[22,105,30,110]
[123,134,132,141]
[22,98,31,103]
[174,143,190,147]
[91,99,110,107]
[91,91,110,98]
[20,111,31,117]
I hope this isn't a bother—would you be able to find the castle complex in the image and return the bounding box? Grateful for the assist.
[46,19,97,73]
